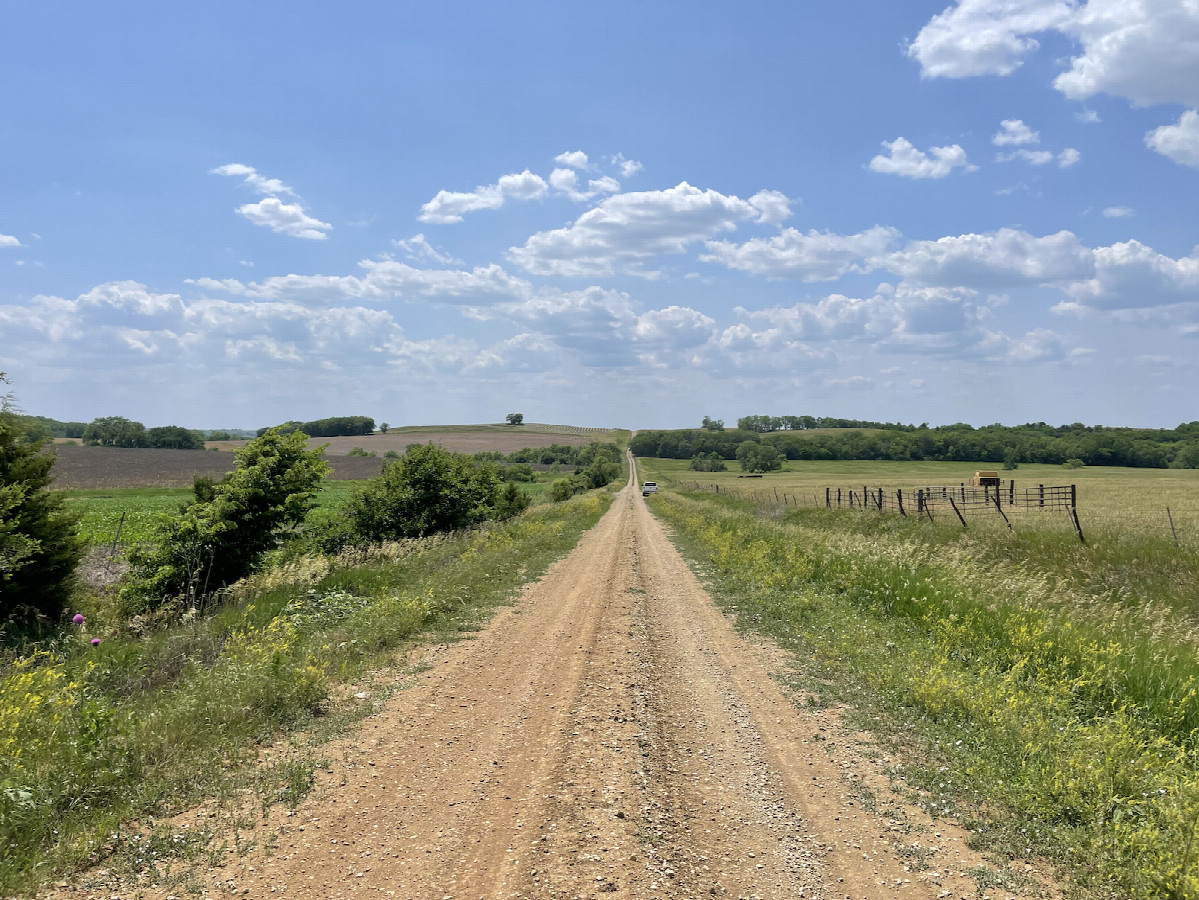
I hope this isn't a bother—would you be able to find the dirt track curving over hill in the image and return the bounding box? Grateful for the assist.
[54,459,1045,899]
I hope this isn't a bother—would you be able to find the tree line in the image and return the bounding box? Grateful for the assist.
[633,420,1199,469]
[256,416,376,438]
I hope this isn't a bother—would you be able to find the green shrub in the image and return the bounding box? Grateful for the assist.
[120,430,329,614]
[346,447,376,458]
[549,478,576,502]
[0,375,83,629]
[339,444,501,543]
[494,482,532,520]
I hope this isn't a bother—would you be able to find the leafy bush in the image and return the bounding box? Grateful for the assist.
[120,430,329,614]
[494,482,531,520]
[549,478,576,502]
[346,447,376,457]
[0,375,83,628]
[337,444,501,544]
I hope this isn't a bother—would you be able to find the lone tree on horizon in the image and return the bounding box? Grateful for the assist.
[506,413,524,425]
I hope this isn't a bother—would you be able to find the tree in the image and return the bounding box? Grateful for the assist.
[736,441,782,473]
[701,416,725,432]
[689,452,727,472]
[506,413,524,425]
[380,422,390,434]
[121,430,329,614]
[340,443,501,544]
[1,373,83,627]
[146,425,205,449]
[83,416,148,447]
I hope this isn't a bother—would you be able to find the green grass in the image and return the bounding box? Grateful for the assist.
[647,456,1199,539]
[65,479,552,549]
[0,492,611,895]
[638,460,1199,899]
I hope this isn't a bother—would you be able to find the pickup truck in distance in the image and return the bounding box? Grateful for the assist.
[642,482,658,496]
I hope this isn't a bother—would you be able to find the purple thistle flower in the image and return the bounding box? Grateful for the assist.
[73,613,85,625]
[91,638,101,646]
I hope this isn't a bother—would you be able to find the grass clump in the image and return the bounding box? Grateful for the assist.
[646,482,1199,899]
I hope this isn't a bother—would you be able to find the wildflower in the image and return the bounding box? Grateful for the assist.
[91,638,101,647]
[72,613,85,625]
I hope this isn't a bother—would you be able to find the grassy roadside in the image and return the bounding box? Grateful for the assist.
[0,492,611,895]
[639,468,1199,899]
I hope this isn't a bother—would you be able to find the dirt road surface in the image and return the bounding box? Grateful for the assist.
[71,458,1044,899]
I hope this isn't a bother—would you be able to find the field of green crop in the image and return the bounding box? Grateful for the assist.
[66,478,552,549]
[638,456,1199,898]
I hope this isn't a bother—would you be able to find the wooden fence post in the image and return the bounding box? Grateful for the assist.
[1070,507,1086,544]
[1039,483,1044,507]
[826,487,831,508]
[897,488,906,517]
[948,495,968,528]
[992,492,1012,530]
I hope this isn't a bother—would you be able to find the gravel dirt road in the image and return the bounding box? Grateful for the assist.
[68,458,1046,899]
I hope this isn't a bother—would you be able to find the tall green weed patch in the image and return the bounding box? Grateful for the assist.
[654,490,1199,899]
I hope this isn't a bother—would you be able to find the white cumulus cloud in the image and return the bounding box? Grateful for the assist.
[611,154,643,177]
[998,149,1055,165]
[236,198,332,240]
[419,170,548,223]
[509,182,770,277]
[868,137,974,179]
[907,0,1075,78]
[911,1,1199,109]
[993,119,1040,145]
[210,163,296,197]
[1064,240,1199,309]
[554,150,590,169]
[885,228,1095,289]
[700,226,900,281]
[1058,147,1081,167]
[1145,109,1199,168]
[0,234,20,248]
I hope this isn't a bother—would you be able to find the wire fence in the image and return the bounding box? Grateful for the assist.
[677,479,1088,542]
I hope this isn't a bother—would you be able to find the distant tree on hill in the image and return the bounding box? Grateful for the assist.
[701,416,725,432]
[207,431,233,442]
[146,425,205,450]
[380,422,390,434]
[506,413,524,425]
[83,416,148,447]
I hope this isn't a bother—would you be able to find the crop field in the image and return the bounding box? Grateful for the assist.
[50,445,385,489]
[642,457,1199,545]
[637,456,1199,896]
[206,423,629,456]
[66,478,552,549]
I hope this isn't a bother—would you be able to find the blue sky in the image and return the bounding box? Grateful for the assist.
[2,1,1198,430]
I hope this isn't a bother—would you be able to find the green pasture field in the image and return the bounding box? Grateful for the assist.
[66,478,552,549]
[637,458,1199,897]
[640,456,1199,543]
